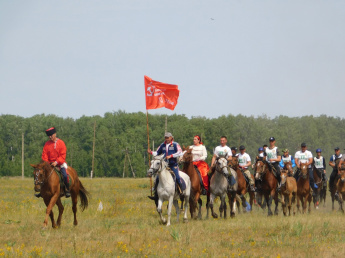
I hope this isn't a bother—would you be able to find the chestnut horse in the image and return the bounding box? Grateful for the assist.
[31,161,89,228]
[312,165,323,209]
[230,157,255,213]
[296,163,312,213]
[254,160,279,216]
[181,147,209,219]
[336,167,345,213]
[280,167,297,216]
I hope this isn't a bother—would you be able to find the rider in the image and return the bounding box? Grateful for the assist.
[238,145,255,192]
[211,136,234,187]
[265,137,282,190]
[189,135,209,195]
[329,147,342,196]
[231,147,239,158]
[148,132,184,195]
[314,148,327,188]
[39,127,70,198]
[279,148,296,171]
[294,142,316,193]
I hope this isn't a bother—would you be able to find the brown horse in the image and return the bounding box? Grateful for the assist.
[181,147,208,219]
[280,167,297,216]
[331,159,342,211]
[254,160,279,216]
[31,161,89,228]
[336,168,345,213]
[296,163,312,213]
[312,165,323,209]
[230,157,255,213]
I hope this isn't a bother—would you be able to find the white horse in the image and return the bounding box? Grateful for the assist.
[147,154,191,226]
[208,156,238,218]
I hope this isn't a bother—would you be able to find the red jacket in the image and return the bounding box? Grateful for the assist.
[42,139,67,165]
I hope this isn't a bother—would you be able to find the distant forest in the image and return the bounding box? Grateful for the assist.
[1,111,345,178]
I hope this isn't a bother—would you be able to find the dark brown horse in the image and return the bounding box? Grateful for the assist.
[181,147,209,219]
[312,165,323,209]
[254,160,279,216]
[331,159,342,211]
[230,157,255,213]
[31,161,90,228]
[296,163,312,213]
[336,167,345,213]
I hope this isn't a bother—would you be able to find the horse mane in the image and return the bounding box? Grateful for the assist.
[39,160,53,172]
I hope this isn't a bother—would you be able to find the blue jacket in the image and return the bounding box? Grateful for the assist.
[155,141,181,166]
[279,155,296,168]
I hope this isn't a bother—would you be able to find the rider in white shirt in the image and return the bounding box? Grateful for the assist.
[294,142,316,192]
[238,145,255,192]
[265,137,282,190]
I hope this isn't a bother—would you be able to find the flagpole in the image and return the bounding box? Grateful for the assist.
[146,110,152,196]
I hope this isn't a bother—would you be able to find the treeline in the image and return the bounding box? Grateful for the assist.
[1,112,345,178]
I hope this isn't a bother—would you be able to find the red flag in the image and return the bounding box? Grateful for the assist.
[145,75,179,110]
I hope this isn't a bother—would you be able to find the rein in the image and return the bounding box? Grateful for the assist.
[34,167,54,186]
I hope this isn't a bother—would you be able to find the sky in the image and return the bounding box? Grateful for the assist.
[1,0,345,119]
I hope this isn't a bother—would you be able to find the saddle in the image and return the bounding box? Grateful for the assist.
[194,165,207,195]
[54,167,72,195]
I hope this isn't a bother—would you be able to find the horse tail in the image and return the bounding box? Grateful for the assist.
[78,180,90,211]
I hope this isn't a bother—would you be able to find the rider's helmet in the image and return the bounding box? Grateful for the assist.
[258,147,264,152]
[316,148,322,153]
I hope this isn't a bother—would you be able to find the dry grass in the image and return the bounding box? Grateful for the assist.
[1,177,345,257]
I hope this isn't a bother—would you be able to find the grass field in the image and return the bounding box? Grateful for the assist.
[1,177,345,257]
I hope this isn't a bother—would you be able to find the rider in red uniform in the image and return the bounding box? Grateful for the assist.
[35,127,70,198]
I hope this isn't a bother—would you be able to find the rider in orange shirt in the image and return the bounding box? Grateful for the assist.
[35,127,70,198]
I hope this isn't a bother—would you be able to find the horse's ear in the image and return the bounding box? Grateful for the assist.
[256,156,259,160]
[182,145,186,151]
[30,164,37,168]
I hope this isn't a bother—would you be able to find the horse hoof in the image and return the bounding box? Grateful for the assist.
[231,213,235,218]
[212,214,218,219]
[183,218,188,223]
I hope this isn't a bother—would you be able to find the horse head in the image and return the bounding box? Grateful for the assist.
[215,156,228,175]
[283,161,293,175]
[181,147,193,163]
[255,160,267,180]
[147,154,165,176]
[300,163,309,179]
[280,169,288,185]
[229,156,239,169]
[30,161,53,192]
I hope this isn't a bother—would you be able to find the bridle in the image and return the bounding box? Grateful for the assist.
[34,167,54,186]
[215,157,228,174]
[255,160,267,180]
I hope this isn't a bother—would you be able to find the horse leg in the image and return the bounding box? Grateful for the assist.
[219,195,224,218]
[71,190,78,226]
[240,195,247,213]
[43,194,59,229]
[197,197,203,220]
[249,192,254,212]
[55,198,64,227]
[43,197,57,229]
[222,194,227,219]
[173,199,180,223]
[157,198,166,225]
[229,192,236,218]
[281,194,286,216]
[166,196,174,226]
[209,194,217,218]
[183,195,189,223]
[274,192,279,216]
[180,195,184,211]
[308,194,312,213]
[297,194,301,213]
[292,193,296,216]
[265,194,273,216]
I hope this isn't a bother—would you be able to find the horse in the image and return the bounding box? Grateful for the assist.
[229,156,255,213]
[31,161,89,229]
[319,179,327,207]
[296,163,312,213]
[207,156,238,219]
[280,167,297,216]
[254,159,279,216]
[312,165,323,209]
[147,154,190,226]
[336,167,345,213]
[181,147,208,219]
[331,159,342,211]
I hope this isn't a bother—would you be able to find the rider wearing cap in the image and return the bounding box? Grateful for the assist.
[238,145,255,192]
[265,137,282,189]
[39,127,70,198]
[148,132,184,194]
[314,148,327,187]
[294,142,316,192]
[231,147,239,158]
[329,147,342,194]
[279,149,296,170]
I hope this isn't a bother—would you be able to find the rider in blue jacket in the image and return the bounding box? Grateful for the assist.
[279,149,296,169]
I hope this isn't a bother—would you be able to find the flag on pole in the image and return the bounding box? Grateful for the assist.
[145,75,179,110]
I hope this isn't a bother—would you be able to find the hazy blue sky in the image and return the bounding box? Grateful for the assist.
[1,1,345,119]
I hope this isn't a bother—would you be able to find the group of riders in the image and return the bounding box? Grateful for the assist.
[147,133,345,202]
[33,127,345,203]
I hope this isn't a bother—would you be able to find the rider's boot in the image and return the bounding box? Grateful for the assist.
[64,184,71,198]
